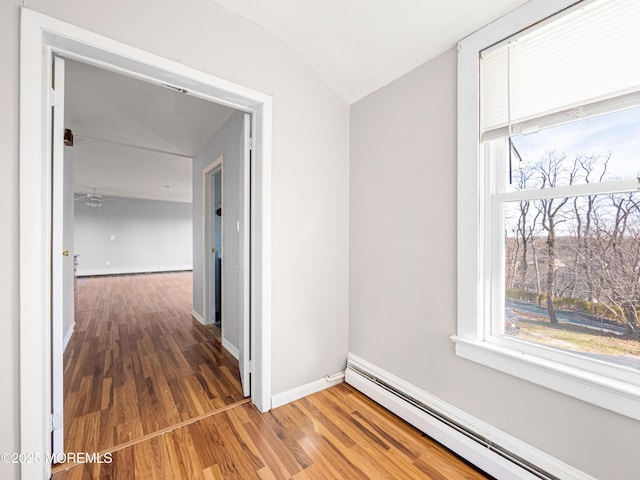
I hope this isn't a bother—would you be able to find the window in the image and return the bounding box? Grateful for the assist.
[455,0,640,419]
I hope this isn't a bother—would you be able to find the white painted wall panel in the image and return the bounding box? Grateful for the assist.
[1,2,20,478]
[74,197,192,276]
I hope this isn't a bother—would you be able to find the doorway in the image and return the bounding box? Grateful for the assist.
[19,9,272,479]
[204,159,224,329]
[57,55,253,458]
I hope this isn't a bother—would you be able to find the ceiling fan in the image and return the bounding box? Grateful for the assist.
[74,189,123,208]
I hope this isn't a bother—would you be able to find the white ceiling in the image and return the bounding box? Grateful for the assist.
[65,59,235,203]
[212,0,530,103]
[67,1,530,203]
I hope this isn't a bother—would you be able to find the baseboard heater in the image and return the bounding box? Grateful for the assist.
[346,355,575,480]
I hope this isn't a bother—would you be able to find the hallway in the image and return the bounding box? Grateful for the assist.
[61,272,244,455]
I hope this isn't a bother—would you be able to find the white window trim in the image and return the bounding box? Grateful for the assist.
[454,0,640,421]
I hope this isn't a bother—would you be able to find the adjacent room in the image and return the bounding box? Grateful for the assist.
[59,59,251,455]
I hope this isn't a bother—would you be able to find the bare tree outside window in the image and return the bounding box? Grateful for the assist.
[501,108,640,367]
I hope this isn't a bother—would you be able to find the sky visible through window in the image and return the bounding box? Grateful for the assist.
[511,106,640,181]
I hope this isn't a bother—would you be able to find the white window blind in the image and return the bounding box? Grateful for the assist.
[480,0,640,139]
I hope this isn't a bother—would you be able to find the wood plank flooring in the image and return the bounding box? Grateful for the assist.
[63,272,245,454]
[53,383,490,480]
[59,272,490,479]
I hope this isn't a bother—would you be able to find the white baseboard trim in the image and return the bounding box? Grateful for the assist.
[77,265,193,277]
[193,310,239,360]
[271,371,346,409]
[222,338,239,360]
[346,353,596,480]
[191,310,205,325]
[63,322,75,352]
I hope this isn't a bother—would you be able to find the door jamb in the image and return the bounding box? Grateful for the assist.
[19,9,272,479]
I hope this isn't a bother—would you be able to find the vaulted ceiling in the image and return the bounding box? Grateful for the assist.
[66,1,530,203]
[213,0,530,103]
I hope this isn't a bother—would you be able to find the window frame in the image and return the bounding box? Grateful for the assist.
[454,0,640,420]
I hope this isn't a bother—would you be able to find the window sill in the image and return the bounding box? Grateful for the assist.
[451,335,640,421]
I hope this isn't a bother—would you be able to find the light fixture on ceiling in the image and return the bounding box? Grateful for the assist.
[74,191,124,208]
[82,193,103,208]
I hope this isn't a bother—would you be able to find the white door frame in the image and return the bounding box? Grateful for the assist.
[50,54,66,459]
[19,9,272,480]
[203,156,224,327]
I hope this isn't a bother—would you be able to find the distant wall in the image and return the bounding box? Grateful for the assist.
[74,196,192,276]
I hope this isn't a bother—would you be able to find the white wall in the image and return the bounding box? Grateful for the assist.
[0,3,19,478]
[349,47,640,480]
[5,3,349,473]
[193,111,243,350]
[74,197,192,276]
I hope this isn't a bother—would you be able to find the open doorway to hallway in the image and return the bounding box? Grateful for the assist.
[57,58,251,458]
[20,14,273,475]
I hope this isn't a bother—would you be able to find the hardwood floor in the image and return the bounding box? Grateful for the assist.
[53,383,490,479]
[62,272,245,454]
[57,272,490,479]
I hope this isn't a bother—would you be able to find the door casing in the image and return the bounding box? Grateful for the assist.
[19,9,272,480]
